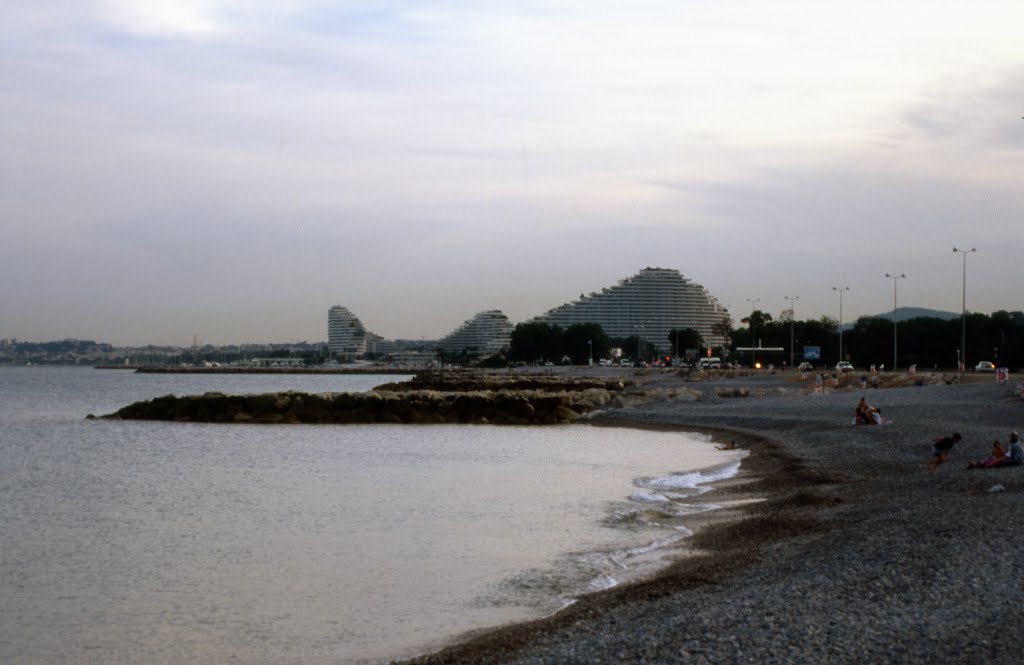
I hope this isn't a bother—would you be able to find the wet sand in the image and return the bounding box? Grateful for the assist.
[399,371,1024,664]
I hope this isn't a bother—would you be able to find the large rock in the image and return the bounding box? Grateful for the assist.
[101,388,617,425]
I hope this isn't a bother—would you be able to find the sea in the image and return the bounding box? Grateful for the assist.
[0,366,745,664]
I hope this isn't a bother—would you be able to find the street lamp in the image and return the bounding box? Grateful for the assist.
[587,339,592,366]
[950,248,974,372]
[953,247,975,374]
[784,296,799,369]
[832,286,850,364]
[746,297,760,367]
[634,324,645,364]
[884,273,906,371]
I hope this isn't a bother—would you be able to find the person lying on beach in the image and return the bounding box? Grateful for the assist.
[967,440,1007,469]
[716,440,738,451]
[928,432,962,470]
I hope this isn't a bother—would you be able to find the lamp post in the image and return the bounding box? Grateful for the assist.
[746,297,760,367]
[587,339,592,366]
[953,247,975,374]
[634,324,645,364]
[784,295,799,369]
[832,286,850,364]
[884,273,906,371]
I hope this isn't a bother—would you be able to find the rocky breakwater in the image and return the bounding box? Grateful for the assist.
[373,371,635,393]
[101,387,623,425]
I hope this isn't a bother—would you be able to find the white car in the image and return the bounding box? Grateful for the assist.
[835,361,854,372]
[975,361,996,372]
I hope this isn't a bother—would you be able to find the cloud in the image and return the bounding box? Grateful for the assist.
[3,2,1024,344]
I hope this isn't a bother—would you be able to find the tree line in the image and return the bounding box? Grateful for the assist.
[503,310,1024,369]
[729,310,1024,370]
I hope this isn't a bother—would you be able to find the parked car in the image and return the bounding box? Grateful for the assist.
[797,362,813,372]
[975,361,996,372]
[835,361,855,372]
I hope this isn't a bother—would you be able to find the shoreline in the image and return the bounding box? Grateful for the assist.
[397,374,1024,664]
[398,422,818,665]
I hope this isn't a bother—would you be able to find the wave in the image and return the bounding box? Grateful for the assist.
[639,459,744,492]
[480,443,747,622]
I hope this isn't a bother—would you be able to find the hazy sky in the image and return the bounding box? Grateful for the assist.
[3,1,1023,345]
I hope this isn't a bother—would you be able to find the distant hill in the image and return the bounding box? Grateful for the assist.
[861,307,960,322]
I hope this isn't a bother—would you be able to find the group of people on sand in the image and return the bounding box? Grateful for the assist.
[853,397,888,426]
[928,431,1024,470]
[846,397,1022,472]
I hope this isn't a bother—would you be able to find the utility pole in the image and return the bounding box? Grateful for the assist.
[784,295,799,369]
[832,286,850,363]
[885,273,906,370]
[953,248,975,375]
[746,297,760,367]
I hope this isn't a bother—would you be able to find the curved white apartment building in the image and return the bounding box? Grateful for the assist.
[327,305,368,356]
[437,310,512,357]
[535,267,730,352]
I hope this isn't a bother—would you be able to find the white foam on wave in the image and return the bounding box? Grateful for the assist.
[641,459,743,492]
[589,575,618,591]
[495,442,747,621]
[628,490,671,503]
[670,502,721,517]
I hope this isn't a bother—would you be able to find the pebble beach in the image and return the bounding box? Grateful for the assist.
[401,371,1024,664]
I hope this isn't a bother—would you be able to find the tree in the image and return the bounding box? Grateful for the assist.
[740,310,773,329]
[739,310,773,349]
[563,323,611,365]
[711,318,734,356]
[668,328,703,358]
[848,316,893,367]
[509,322,563,363]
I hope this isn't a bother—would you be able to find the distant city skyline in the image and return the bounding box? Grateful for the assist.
[0,299,994,349]
[3,3,1022,346]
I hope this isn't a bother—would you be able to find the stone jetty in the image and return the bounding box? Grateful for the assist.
[103,388,611,425]
[100,371,706,425]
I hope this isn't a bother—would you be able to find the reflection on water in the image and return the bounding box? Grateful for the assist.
[0,367,742,664]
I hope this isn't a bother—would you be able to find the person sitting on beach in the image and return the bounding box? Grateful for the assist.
[854,398,871,425]
[1002,432,1023,467]
[967,440,1007,469]
[716,440,738,451]
[853,398,888,425]
[928,432,962,470]
[869,406,888,425]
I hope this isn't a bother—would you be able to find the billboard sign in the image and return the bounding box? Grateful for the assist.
[803,346,822,360]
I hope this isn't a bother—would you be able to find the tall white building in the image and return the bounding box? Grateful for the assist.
[437,310,513,357]
[327,305,368,357]
[535,267,731,352]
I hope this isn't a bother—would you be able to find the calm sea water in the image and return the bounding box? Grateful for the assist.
[0,366,743,664]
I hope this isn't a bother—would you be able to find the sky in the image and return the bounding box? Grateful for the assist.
[2,1,1023,346]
